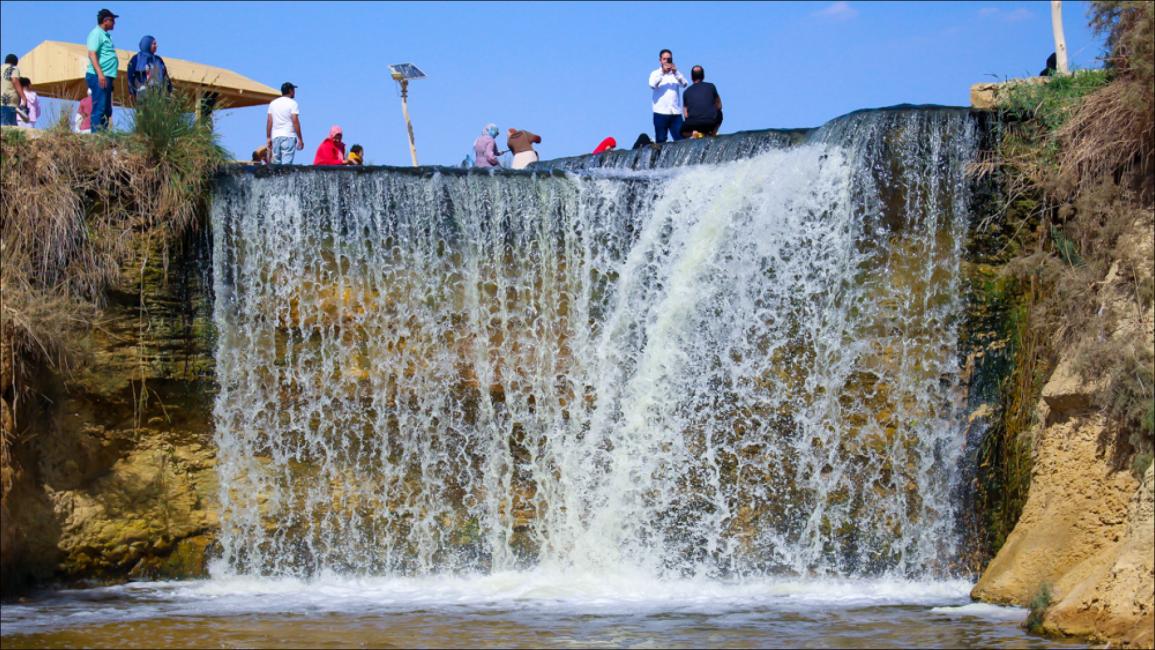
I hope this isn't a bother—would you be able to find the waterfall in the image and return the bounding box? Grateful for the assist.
[211,107,980,580]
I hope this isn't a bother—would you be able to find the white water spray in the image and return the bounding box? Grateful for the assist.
[211,109,979,580]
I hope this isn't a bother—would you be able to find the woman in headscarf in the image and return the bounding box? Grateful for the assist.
[127,35,172,100]
[473,123,501,168]
[313,125,346,165]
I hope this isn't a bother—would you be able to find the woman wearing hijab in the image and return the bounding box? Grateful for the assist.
[313,125,347,165]
[473,123,501,168]
[127,35,172,100]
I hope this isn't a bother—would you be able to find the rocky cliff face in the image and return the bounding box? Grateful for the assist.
[973,219,1155,647]
[1,232,219,592]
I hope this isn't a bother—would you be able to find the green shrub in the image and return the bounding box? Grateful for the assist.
[999,70,1112,132]
[1025,582,1054,634]
[129,90,229,233]
[1133,451,1153,479]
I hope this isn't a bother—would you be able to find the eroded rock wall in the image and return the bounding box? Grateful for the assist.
[973,219,1155,648]
[1,232,219,592]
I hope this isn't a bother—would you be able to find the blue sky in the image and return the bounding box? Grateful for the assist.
[1,1,1105,165]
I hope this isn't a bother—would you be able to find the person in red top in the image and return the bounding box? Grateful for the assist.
[313,125,346,165]
[76,88,93,133]
[592,137,617,155]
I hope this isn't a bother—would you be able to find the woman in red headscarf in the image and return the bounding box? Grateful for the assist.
[313,125,346,165]
[592,137,617,155]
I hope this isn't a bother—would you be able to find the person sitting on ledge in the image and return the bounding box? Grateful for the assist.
[313,125,346,165]
[592,136,617,154]
[680,65,723,139]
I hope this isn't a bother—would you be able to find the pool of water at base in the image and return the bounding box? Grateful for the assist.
[0,573,1087,649]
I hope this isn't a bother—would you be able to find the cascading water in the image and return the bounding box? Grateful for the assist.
[211,107,979,581]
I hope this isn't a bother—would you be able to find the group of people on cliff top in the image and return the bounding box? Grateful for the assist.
[1,9,174,133]
[2,6,366,166]
[3,14,721,167]
[251,82,364,167]
[469,48,724,169]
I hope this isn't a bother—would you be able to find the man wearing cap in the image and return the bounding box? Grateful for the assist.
[86,8,119,132]
[267,82,303,165]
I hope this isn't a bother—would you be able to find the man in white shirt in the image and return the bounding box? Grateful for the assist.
[266,82,304,165]
[648,49,688,144]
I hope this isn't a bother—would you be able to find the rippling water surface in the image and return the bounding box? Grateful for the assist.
[1,574,1083,648]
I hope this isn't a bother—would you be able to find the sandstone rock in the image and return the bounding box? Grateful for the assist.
[1043,461,1154,648]
[972,414,1139,605]
[0,229,220,590]
[1040,357,1102,421]
[974,216,1155,647]
[48,432,218,577]
[128,534,215,580]
[970,77,1053,110]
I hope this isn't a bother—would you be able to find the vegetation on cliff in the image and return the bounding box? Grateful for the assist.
[967,3,1154,646]
[972,0,1155,557]
[0,91,228,543]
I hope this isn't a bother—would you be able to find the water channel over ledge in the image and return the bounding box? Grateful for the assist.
[0,107,1083,648]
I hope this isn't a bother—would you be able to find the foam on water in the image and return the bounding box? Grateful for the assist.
[930,603,1031,620]
[0,573,978,635]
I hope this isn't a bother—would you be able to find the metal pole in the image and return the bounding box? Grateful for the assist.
[1051,1,1070,75]
[400,79,418,167]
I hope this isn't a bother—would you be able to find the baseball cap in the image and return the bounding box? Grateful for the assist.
[281,82,298,94]
[97,8,119,22]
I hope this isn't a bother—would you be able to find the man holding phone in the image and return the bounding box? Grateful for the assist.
[648,48,688,143]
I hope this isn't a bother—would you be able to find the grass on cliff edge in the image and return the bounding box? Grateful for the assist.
[987,0,1154,472]
[0,90,228,493]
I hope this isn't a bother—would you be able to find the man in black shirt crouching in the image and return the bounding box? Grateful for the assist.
[681,65,723,138]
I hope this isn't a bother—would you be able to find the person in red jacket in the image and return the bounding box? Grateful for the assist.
[592,136,617,155]
[313,125,346,165]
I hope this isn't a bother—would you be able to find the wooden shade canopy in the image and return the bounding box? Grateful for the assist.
[17,40,279,109]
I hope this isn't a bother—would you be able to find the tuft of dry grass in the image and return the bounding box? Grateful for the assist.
[0,92,227,498]
[1056,72,1154,203]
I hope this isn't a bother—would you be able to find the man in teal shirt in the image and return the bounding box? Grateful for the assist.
[85,8,118,132]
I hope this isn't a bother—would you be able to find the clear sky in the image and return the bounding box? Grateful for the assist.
[1,1,1105,165]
